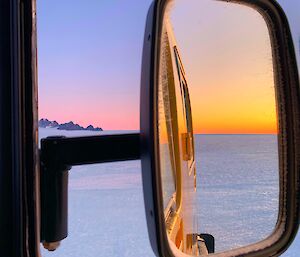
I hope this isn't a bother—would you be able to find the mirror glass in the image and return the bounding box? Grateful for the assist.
[158,0,279,255]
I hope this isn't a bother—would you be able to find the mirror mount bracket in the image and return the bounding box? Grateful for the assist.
[40,133,140,250]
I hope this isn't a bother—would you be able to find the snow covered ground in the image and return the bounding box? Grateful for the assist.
[39,129,299,256]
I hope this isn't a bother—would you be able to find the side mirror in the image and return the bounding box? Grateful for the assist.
[140,1,300,257]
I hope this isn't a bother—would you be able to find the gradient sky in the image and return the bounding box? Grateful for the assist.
[37,0,299,132]
[37,0,152,130]
[170,0,277,134]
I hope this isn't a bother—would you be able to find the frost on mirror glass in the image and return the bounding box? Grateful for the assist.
[158,0,279,255]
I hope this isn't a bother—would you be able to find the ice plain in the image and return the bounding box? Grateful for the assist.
[39,129,299,257]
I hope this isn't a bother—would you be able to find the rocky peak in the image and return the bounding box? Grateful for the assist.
[39,118,103,131]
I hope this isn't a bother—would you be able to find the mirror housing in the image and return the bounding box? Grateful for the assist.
[140,1,300,257]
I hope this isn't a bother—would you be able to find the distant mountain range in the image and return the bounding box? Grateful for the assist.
[39,118,103,131]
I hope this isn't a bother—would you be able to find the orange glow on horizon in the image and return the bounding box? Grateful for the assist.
[170,0,278,135]
[192,123,278,135]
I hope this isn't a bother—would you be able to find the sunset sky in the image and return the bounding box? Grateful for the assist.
[170,0,277,134]
[37,0,299,133]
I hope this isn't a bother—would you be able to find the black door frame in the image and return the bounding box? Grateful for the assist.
[0,0,40,256]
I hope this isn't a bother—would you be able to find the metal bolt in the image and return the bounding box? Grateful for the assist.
[42,241,61,251]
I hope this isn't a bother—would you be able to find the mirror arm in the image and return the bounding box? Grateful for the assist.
[40,133,140,250]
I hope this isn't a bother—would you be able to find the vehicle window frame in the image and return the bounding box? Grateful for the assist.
[173,47,195,169]
[159,30,182,212]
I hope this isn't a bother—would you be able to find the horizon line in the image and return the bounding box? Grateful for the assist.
[193,133,277,135]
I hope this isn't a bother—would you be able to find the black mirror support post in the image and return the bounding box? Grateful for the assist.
[39,133,140,251]
[40,136,70,251]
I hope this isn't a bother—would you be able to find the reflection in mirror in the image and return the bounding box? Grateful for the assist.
[158,0,279,255]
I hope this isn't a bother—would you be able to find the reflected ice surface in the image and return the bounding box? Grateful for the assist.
[195,135,279,252]
[40,129,298,256]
